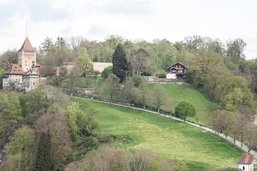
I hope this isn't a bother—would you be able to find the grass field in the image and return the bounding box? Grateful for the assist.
[72,97,242,170]
[149,83,219,124]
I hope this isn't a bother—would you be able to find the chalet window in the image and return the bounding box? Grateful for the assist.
[242,166,245,170]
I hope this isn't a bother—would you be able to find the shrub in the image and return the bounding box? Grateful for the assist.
[64,145,176,171]
[101,66,113,79]
[155,70,166,78]
[3,126,36,171]
[175,101,196,121]
[132,75,143,87]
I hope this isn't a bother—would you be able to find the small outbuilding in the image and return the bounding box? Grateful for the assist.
[238,153,254,171]
[166,62,186,80]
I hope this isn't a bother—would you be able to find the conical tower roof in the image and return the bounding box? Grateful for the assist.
[18,37,35,52]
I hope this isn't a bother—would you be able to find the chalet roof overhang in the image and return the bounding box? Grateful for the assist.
[166,62,187,71]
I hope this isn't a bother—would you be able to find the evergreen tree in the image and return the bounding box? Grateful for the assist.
[35,132,54,171]
[112,43,132,82]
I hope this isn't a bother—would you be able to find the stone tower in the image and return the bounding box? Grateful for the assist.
[17,37,36,72]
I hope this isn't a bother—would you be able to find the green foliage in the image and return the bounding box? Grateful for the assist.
[71,98,242,168]
[34,112,73,169]
[101,65,113,79]
[226,38,246,68]
[155,70,166,78]
[76,112,98,137]
[0,50,18,70]
[130,48,149,75]
[0,67,4,77]
[99,74,120,101]
[175,101,196,120]
[225,103,235,112]
[66,102,80,140]
[66,101,99,160]
[151,84,169,113]
[35,132,54,171]
[19,89,49,117]
[0,92,21,120]
[112,43,132,82]
[131,74,143,87]
[77,48,93,76]
[3,126,36,171]
[40,37,55,54]
[67,145,176,171]
[0,92,22,135]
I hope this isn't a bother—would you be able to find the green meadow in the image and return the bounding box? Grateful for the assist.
[149,83,219,124]
[72,97,242,170]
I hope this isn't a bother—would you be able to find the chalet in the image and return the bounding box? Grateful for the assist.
[166,62,186,80]
[2,37,40,91]
[238,153,254,171]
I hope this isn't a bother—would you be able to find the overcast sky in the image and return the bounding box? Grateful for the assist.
[0,0,257,59]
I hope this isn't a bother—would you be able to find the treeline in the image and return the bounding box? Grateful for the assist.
[1,86,177,171]
[46,35,257,150]
[0,86,102,170]
[0,86,72,170]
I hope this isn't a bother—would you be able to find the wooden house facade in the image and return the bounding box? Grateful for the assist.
[166,62,186,80]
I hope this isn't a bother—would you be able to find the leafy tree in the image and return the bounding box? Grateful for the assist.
[34,112,72,169]
[106,35,123,50]
[77,48,93,77]
[35,132,54,171]
[19,89,49,118]
[112,43,132,82]
[132,75,143,87]
[212,110,235,137]
[101,66,113,79]
[0,50,18,70]
[100,74,120,101]
[3,126,36,171]
[122,77,139,104]
[0,92,22,136]
[66,102,80,140]
[226,38,246,69]
[174,101,196,121]
[185,35,205,51]
[40,37,55,54]
[130,48,149,75]
[137,81,150,109]
[151,84,168,113]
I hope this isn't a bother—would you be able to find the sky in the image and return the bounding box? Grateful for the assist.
[0,0,257,59]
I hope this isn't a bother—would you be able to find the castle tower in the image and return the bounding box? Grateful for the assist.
[17,37,36,72]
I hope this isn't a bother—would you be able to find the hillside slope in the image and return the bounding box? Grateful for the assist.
[149,83,218,124]
[72,97,241,170]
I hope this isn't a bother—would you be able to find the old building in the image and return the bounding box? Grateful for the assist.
[2,37,40,91]
[238,153,254,171]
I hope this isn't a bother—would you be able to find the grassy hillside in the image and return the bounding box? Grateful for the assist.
[72,97,242,170]
[149,83,218,124]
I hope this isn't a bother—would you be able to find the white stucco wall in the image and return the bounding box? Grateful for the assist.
[239,164,253,171]
[166,73,176,79]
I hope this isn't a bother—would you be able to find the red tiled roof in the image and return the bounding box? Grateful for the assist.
[6,64,25,75]
[18,37,35,52]
[238,153,254,165]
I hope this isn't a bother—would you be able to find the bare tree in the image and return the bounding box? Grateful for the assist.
[151,84,168,113]
[130,48,149,75]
